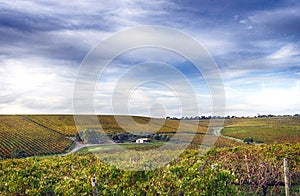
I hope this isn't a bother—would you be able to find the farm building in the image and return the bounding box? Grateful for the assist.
[136,138,151,143]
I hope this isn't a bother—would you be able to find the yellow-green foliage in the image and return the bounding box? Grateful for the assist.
[24,115,78,136]
[0,116,73,158]
[24,115,208,136]
[222,116,300,143]
[0,143,299,195]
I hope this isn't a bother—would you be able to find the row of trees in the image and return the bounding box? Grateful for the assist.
[166,116,237,120]
[76,129,170,144]
[166,113,300,120]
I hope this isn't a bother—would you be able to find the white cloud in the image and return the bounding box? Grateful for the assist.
[0,56,76,114]
[267,44,300,59]
[1,0,299,117]
[244,86,300,114]
[47,29,112,52]
[92,61,202,117]
[1,0,175,30]
[239,19,248,24]
[228,43,300,70]
[223,72,300,116]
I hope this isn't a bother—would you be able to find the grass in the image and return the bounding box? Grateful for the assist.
[78,142,165,154]
[163,133,241,147]
[222,116,300,144]
[224,116,300,127]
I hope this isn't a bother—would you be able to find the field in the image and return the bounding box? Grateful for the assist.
[23,115,78,136]
[1,115,299,158]
[223,116,300,127]
[23,115,208,135]
[0,115,300,195]
[21,115,300,142]
[78,142,167,154]
[0,143,299,195]
[0,116,73,158]
[0,115,236,158]
[222,116,300,144]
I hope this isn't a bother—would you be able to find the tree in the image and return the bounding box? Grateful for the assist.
[11,148,27,159]
[243,138,254,143]
[76,133,83,142]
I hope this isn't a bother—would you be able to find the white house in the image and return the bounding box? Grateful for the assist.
[136,138,151,143]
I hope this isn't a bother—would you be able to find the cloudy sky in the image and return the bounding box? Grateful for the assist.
[0,0,299,117]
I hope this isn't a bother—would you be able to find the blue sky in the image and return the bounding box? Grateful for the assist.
[0,0,299,117]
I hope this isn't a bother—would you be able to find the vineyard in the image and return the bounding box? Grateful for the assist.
[0,115,238,158]
[223,116,300,127]
[23,115,208,136]
[0,143,299,195]
[222,116,300,144]
[22,115,300,145]
[0,116,73,158]
[23,115,78,136]
[1,115,300,158]
[0,115,300,195]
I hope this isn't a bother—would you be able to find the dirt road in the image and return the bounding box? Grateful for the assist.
[210,127,262,145]
[210,127,244,143]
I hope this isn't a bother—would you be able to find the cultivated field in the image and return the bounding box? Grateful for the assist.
[0,115,299,195]
[222,116,300,144]
[23,115,78,136]
[0,116,73,158]
[23,115,208,135]
[1,115,299,158]
[0,143,299,195]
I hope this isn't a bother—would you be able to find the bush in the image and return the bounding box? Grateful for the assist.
[243,138,253,143]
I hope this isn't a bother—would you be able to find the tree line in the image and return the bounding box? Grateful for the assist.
[166,113,300,120]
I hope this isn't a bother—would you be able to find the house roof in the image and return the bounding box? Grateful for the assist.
[137,138,150,140]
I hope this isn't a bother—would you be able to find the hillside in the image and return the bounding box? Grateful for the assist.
[222,116,300,143]
[0,143,299,195]
[0,115,299,158]
[0,116,72,158]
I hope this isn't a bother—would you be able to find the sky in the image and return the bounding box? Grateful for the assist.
[0,0,299,117]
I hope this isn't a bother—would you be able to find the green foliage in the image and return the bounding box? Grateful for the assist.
[0,115,245,159]
[1,115,300,195]
[80,129,108,143]
[24,115,78,136]
[205,143,300,195]
[0,150,239,195]
[243,137,253,143]
[0,116,72,158]
[1,143,299,195]
[222,116,300,144]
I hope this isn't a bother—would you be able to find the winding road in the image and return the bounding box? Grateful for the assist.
[210,127,245,143]
[64,142,100,155]
[19,115,115,156]
[65,127,254,156]
[21,114,260,157]
[210,127,263,145]
[63,141,116,155]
